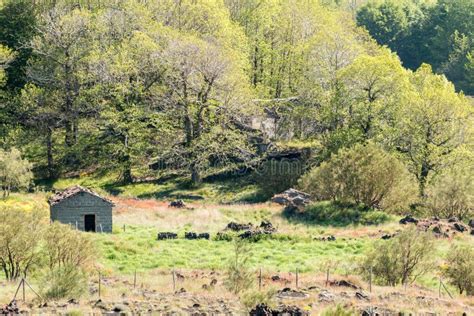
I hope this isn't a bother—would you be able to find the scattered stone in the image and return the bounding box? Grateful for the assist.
[192,303,200,308]
[238,229,264,240]
[318,290,335,302]
[185,232,209,240]
[277,288,309,299]
[328,279,359,289]
[271,275,280,281]
[250,303,308,316]
[169,200,186,208]
[225,222,253,231]
[175,288,186,294]
[399,215,418,225]
[157,232,178,240]
[198,233,210,240]
[355,291,369,301]
[67,299,78,305]
[468,219,474,229]
[112,304,129,313]
[271,188,311,211]
[259,220,276,233]
[381,233,396,240]
[453,222,467,232]
[314,235,336,241]
[0,300,19,314]
[210,279,217,286]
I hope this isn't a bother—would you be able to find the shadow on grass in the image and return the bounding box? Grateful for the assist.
[282,201,390,227]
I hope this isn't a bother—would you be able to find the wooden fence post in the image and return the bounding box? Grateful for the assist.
[326,268,329,287]
[369,267,372,293]
[258,268,262,291]
[134,269,137,289]
[98,271,101,299]
[296,268,299,289]
[22,279,25,302]
[172,269,176,292]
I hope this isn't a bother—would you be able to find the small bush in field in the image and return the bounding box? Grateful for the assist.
[224,238,254,294]
[241,288,276,311]
[41,265,88,300]
[299,143,417,212]
[443,244,474,295]
[360,227,434,286]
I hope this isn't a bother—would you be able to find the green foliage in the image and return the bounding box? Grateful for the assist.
[253,159,305,198]
[425,162,474,220]
[299,143,417,212]
[0,147,33,198]
[224,238,254,294]
[360,227,434,286]
[240,288,277,311]
[320,304,356,316]
[292,201,389,226]
[40,264,88,300]
[443,244,474,295]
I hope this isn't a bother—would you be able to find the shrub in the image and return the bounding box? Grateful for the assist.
[294,201,389,226]
[299,143,417,212]
[443,244,474,295]
[0,204,46,280]
[425,164,473,219]
[241,288,276,311]
[41,264,88,300]
[320,304,356,316]
[224,238,254,294]
[44,222,96,271]
[360,227,434,286]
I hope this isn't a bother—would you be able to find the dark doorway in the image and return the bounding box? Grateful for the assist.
[84,214,96,232]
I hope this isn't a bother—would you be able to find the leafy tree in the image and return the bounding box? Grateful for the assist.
[443,244,474,295]
[391,65,473,197]
[0,147,33,198]
[0,0,36,90]
[360,227,434,286]
[299,142,417,211]
[224,238,254,295]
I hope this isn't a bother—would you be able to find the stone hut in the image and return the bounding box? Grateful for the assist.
[48,185,114,233]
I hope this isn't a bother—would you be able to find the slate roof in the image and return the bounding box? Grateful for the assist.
[48,185,114,206]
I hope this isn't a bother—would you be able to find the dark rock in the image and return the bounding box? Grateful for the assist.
[277,288,309,299]
[157,232,178,240]
[250,303,273,316]
[192,303,200,308]
[210,279,217,286]
[169,200,186,208]
[471,229,474,236]
[355,291,369,301]
[318,290,335,302]
[112,304,128,313]
[198,233,210,240]
[67,298,78,305]
[175,287,186,294]
[453,223,467,232]
[185,232,198,239]
[469,219,474,229]
[238,229,264,240]
[260,221,276,233]
[381,234,395,240]
[271,275,280,281]
[225,222,253,231]
[400,215,418,225]
[1,300,19,314]
[329,279,359,289]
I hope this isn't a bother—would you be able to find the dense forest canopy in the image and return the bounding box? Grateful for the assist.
[0,0,472,206]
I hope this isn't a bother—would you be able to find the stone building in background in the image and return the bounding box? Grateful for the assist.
[48,185,114,233]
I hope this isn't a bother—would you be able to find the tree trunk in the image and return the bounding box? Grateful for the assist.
[46,127,54,179]
[191,165,201,185]
[418,162,430,198]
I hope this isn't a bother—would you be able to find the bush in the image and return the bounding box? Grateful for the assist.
[224,239,254,294]
[0,148,33,198]
[299,143,417,212]
[293,201,389,226]
[425,164,473,219]
[360,227,434,286]
[443,244,474,295]
[241,288,276,311]
[320,304,356,316]
[41,265,88,300]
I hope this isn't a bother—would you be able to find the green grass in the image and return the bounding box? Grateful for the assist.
[285,201,391,226]
[94,225,369,274]
[42,173,266,203]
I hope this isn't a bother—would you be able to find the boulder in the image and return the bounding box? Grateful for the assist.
[453,222,467,233]
[249,303,273,316]
[169,200,186,208]
[399,215,418,225]
[225,222,253,231]
[448,217,459,223]
[469,219,474,229]
[271,188,311,211]
[259,220,276,233]
[1,300,19,314]
[329,279,359,289]
[157,232,178,240]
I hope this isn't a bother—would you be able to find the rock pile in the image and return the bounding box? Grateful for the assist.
[0,300,19,314]
[225,222,253,231]
[169,200,186,208]
[184,232,210,240]
[271,188,311,211]
[400,216,472,238]
[157,232,178,240]
[250,303,309,316]
[222,221,277,240]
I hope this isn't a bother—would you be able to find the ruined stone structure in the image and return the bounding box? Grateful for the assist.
[48,185,114,233]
